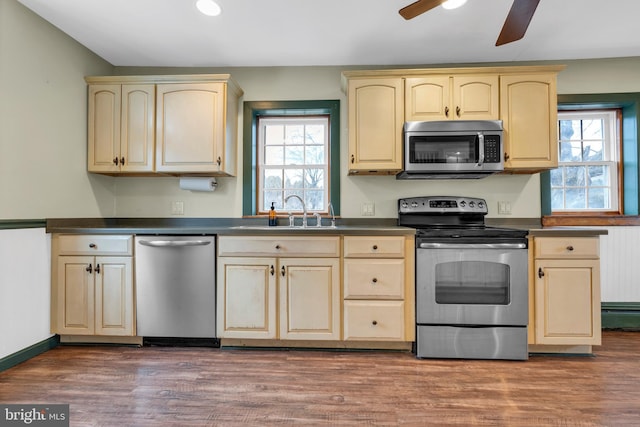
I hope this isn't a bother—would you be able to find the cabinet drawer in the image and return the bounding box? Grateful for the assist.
[344,301,405,341]
[344,236,405,258]
[534,237,599,259]
[57,235,133,256]
[218,236,340,257]
[344,259,404,299]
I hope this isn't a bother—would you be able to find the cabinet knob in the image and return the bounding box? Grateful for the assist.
[217,156,222,166]
[538,267,544,278]
[504,153,510,161]
[567,245,574,251]
[445,106,449,117]
[372,320,378,326]
[281,265,286,277]
[121,157,125,165]
[113,157,119,166]
[351,154,355,164]
[89,243,96,249]
[86,263,93,274]
[372,278,378,284]
[275,244,281,250]
[95,264,101,274]
[270,265,275,276]
[372,245,378,250]
[456,106,461,117]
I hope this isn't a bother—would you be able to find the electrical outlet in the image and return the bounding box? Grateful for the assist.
[498,201,512,215]
[361,202,375,216]
[171,201,184,215]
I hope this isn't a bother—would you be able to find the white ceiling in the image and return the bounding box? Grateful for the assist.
[16,0,640,68]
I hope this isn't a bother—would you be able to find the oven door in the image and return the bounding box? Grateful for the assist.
[416,243,528,326]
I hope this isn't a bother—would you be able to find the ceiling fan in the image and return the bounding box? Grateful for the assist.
[399,0,540,46]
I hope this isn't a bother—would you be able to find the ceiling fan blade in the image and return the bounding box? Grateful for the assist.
[399,0,447,20]
[495,0,540,46]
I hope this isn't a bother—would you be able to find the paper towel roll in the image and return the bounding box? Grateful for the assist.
[179,177,217,192]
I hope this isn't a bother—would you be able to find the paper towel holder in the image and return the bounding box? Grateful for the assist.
[179,177,218,192]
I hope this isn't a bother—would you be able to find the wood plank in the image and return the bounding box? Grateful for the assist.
[1,331,639,425]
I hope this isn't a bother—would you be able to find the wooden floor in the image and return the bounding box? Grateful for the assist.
[1,331,640,426]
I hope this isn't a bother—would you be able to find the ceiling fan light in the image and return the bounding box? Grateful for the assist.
[196,0,221,16]
[442,0,467,10]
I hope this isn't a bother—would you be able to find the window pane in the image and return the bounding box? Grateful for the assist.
[304,169,325,189]
[305,125,325,145]
[264,146,284,165]
[551,188,565,210]
[284,146,304,165]
[583,140,603,161]
[565,166,586,186]
[285,125,304,145]
[588,188,608,209]
[550,168,564,187]
[559,120,581,141]
[284,169,303,189]
[305,191,324,211]
[264,124,284,145]
[305,145,324,165]
[588,165,608,186]
[566,188,586,209]
[284,190,304,210]
[582,119,603,140]
[264,191,283,210]
[263,169,283,189]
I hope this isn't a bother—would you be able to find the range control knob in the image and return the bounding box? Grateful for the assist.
[478,201,484,209]
[401,201,408,209]
[411,202,418,208]
[469,201,475,208]
[459,201,466,208]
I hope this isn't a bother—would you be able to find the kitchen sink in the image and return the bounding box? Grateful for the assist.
[230,225,337,231]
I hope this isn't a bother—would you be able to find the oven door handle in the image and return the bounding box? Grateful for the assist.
[418,242,527,250]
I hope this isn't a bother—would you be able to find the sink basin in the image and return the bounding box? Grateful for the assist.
[230,225,337,231]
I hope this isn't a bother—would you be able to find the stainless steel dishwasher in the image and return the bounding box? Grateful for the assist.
[135,235,216,342]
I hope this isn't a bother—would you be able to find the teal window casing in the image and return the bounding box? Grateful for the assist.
[242,100,340,216]
[541,93,640,216]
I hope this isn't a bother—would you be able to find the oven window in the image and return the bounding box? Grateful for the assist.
[434,261,510,305]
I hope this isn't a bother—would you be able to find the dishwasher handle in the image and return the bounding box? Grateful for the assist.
[137,239,212,248]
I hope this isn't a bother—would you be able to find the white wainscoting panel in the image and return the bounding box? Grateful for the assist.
[599,226,640,302]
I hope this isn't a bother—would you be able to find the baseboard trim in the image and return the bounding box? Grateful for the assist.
[0,335,59,372]
[602,302,640,330]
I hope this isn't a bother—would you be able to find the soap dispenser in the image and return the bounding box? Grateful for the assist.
[269,202,277,226]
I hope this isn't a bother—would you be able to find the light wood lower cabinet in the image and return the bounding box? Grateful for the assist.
[51,235,134,337]
[217,236,340,340]
[529,236,601,351]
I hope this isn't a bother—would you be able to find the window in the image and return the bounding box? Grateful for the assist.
[257,116,329,214]
[551,110,621,212]
[242,100,340,217]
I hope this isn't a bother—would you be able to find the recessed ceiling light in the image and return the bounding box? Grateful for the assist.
[442,0,467,10]
[196,0,221,16]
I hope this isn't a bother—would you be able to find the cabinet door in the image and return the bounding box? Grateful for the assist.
[120,84,155,172]
[535,259,601,345]
[453,75,499,120]
[500,74,558,170]
[56,256,95,335]
[94,257,134,336]
[217,257,277,339]
[156,82,225,173]
[88,84,121,173]
[348,78,403,174]
[279,258,340,340]
[405,76,450,121]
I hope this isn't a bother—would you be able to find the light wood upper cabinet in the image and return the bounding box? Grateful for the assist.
[500,73,559,171]
[86,75,242,177]
[405,75,499,121]
[156,82,238,176]
[88,84,155,173]
[347,78,404,174]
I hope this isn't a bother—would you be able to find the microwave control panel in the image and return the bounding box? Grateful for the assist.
[483,135,501,163]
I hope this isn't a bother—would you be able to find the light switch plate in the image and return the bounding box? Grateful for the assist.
[171,201,184,215]
[361,202,375,216]
[498,201,511,215]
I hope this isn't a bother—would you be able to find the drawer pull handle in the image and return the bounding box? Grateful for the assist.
[270,265,275,276]
[372,278,378,284]
[567,245,574,251]
[372,320,378,326]
[538,267,544,278]
[86,263,93,274]
[89,243,96,249]
[372,245,378,250]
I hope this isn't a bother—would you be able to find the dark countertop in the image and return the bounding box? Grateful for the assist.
[45,217,416,236]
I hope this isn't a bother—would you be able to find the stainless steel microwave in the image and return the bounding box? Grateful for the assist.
[396,120,504,179]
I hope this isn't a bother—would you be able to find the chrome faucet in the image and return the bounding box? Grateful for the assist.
[285,195,307,228]
[328,202,336,228]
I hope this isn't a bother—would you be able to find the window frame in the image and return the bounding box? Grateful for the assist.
[242,100,340,217]
[551,109,622,214]
[541,93,640,226]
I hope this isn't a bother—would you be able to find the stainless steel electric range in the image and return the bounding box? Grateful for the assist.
[398,196,529,360]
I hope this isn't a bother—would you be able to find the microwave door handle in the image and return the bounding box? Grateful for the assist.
[477,133,485,167]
